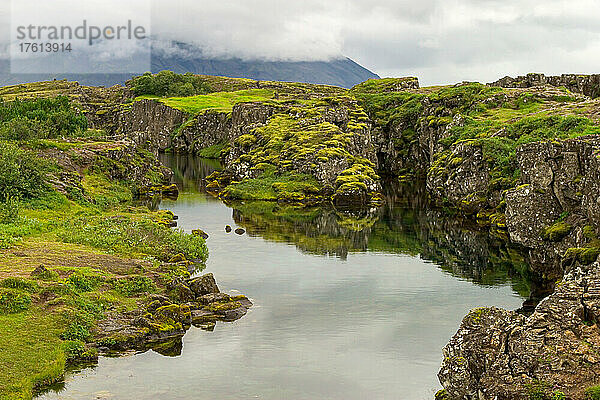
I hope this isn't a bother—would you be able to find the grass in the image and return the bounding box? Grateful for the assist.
[0,310,66,399]
[221,168,321,201]
[140,89,274,114]
[0,235,202,398]
[197,142,229,159]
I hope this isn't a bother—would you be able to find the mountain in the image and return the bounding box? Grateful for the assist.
[0,42,379,89]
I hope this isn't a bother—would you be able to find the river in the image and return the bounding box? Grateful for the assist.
[37,154,530,400]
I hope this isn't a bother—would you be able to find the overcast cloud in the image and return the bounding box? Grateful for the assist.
[1,0,600,85]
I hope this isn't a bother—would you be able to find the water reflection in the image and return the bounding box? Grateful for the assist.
[160,154,534,298]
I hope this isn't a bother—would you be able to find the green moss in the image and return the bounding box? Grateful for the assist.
[221,168,322,202]
[584,226,598,241]
[585,386,600,400]
[564,247,600,265]
[81,174,133,206]
[197,142,229,159]
[236,134,258,147]
[435,389,449,400]
[541,222,573,242]
[467,307,489,323]
[205,301,242,313]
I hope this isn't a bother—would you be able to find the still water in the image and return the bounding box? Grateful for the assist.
[38,155,530,400]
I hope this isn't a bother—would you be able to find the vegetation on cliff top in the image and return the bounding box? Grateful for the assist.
[144,88,275,114]
[129,70,212,97]
[0,96,87,141]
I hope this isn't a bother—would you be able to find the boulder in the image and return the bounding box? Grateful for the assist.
[187,273,220,297]
[192,229,209,239]
[440,260,600,399]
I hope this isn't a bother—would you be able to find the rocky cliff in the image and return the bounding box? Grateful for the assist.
[490,73,600,99]
[439,259,600,400]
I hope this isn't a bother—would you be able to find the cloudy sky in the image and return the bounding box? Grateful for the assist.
[2,0,600,85]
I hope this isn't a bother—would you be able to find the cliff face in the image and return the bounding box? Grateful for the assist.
[506,138,600,279]
[439,260,600,400]
[112,78,600,280]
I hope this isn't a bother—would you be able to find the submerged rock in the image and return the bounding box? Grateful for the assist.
[225,225,232,233]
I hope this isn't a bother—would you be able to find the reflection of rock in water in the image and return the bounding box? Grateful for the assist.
[159,153,223,192]
[151,338,183,357]
[229,181,549,300]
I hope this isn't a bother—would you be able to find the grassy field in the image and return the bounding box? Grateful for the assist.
[140,88,275,114]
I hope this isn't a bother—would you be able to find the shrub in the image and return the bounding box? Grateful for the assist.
[0,195,20,224]
[0,288,32,314]
[0,96,87,140]
[0,142,49,199]
[60,312,93,341]
[61,321,91,341]
[129,71,212,97]
[112,276,157,296]
[65,272,101,293]
[0,278,38,293]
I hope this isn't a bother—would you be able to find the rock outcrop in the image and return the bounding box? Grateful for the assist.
[489,73,600,99]
[505,137,600,280]
[439,259,600,400]
[95,273,253,352]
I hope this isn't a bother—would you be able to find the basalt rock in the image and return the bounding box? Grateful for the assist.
[192,229,209,239]
[187,273,220,297]
[94,273,252,355]
[489,73,600,98]
[504,137,600,280]
[440,259,600,400]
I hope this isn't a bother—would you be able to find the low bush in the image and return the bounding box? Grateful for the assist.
[0,278,38,293]
[129,71,212,97]
[0,141,49,199]
[0,195,20,224]
[0,96,87,140]
[112,276,157,296]
[0,288,32,314]
[60,214,209,261]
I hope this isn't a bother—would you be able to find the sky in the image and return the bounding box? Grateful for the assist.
[2,0,600,85]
